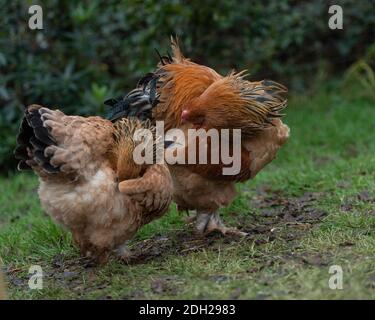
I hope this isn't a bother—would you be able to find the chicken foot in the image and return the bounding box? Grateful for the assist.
[115,243,133,262]
[193,211,248,237]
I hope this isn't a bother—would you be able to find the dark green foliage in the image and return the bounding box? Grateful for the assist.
[0,0,374,172]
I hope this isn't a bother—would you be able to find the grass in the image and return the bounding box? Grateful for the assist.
[0,82,374,299]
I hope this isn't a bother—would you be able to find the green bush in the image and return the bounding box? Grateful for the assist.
[0,0,374,172]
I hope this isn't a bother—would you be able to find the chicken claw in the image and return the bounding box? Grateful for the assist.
[115,243,132,263]
[195,211,248,237]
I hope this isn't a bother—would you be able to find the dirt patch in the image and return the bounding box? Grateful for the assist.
[150,276,181,295]
[3,266,26,289]
[122,190,328,264]
[127,231,220,264]
[357,190,375,202]
[3,255,109,297]
[341,189,375,214]
[235,190,328,242]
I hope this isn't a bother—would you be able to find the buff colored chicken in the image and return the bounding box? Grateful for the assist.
[106,38,290,236]
[15,105,173,263]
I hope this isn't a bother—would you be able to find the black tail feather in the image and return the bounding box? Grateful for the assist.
[14,106,60,174]
[105,80,158,122]
[154,48,173,66]
[26,109,56,145]
[17,160,31,171]
[14,145,29,160]
[105,47,174,123]
[29,136,48,151]
[16,117,33,147]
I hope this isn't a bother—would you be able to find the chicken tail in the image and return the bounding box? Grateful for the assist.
[14,104,60,174]
[105,37,185,123]
[105,81,158,122]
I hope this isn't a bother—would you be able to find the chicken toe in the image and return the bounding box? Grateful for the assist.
[115,243,132,262]
[195,211,248,237]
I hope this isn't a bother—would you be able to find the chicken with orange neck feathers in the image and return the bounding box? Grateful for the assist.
[107,38,290,236]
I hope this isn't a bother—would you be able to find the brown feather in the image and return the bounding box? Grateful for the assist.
[185,72,287,136]
[152,39,222,130]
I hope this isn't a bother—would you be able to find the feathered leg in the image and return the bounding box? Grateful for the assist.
[194,211,247,236]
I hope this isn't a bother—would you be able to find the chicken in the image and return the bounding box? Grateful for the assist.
[106,38,290,236]
[14,105,173,263]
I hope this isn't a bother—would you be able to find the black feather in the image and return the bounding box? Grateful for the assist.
[14,145,28,160]
[17,160,31,171]
[137,72,155,88]
[41,162,60,174]
[106,92,155,122]
[15,106,61,174]
[33,150,50,165]
[106,70,162,122]
[149,77,158,104]
[27,110,43,129]
[30,136,48,151]
[16,117,33,147]
[103,98,120,107]
[155,48,166,65]
[25,109,56,145]
[33,126,56,145]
